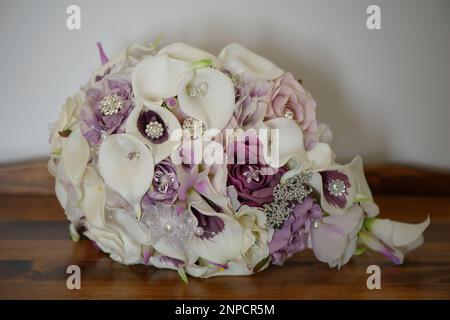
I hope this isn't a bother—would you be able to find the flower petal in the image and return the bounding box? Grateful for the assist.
[132,55,191,105]
[158,42,219,66]
[177,68,235,131]
[311,223,347,263]
[188,193,244,264]
[80,166,106,229]
[306,142,334,168]
[219,43,284,80]
[61,128,90,199]
[126,102,181,163]
[259,118,306,168]
[348,156,379,216]
[370,215,430,247]
[98,133,154,218]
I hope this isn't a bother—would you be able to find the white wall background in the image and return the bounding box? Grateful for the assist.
[0,0,449,168]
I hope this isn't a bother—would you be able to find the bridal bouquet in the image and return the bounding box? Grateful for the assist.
[48,36,429,280]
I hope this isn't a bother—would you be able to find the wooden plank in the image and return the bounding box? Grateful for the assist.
[1,159,450,196]
[0,194,448,299]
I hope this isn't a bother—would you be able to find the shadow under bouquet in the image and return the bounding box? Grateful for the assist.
[48,36,429,280]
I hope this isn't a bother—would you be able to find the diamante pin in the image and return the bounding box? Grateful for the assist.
[145,121,164,139]
[328,179,346,197]
[99,93,123,116]
[186,82,208,98]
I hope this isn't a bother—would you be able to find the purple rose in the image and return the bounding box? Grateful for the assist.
[80,74,133,145]
[269,197,322,265]
[226,135,286,207]
[142,159,180,206]
[266,73,318,149]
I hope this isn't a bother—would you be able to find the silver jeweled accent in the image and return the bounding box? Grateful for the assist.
[284,110,294,119]
[230,73,241,87]
[243,166,261,183]
[313,220,322,229]
[126,150,141,161]
[186,82,208,98]
[182,117,205,140]
[195,227,204,236]
[145,121,164,139]
[328,179,346,197]
[99,93,123,116]
[153,170,176,193]
[263,172,313,229]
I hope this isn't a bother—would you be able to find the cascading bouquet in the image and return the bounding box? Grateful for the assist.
[48,36,430,280]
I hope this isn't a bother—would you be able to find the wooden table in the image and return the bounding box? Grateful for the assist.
[0,160,449,299]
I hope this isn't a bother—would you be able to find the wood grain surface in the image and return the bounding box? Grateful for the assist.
[0,159,449,300]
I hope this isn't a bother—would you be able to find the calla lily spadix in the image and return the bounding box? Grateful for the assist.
[61,127,90,201]
[98,133,154,219]
[126,102,181,164]
[219,43,284,80]
[177,67,235,131]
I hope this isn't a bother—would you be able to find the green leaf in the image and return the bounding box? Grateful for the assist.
[363,217,375,230]
[354,246,367,256]
[354,193,371,203]
[192,59,213,70]
[178,268,189,284]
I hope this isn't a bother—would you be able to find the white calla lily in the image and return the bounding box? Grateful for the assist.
[177,68,235,131]
[61,127,90,201]
[306,142,334,168]
[259,118,306,168]
[368,215,430,248]
[348,156,379,216]
[98,134,154,219]
[219,43,284,80]
[132,54,191,105]
[79,166,107,229]
[80,167,144,264]
[158,42,219,66]
[126,102,181,164]
[235,206,270,269]
[188,192,244,265]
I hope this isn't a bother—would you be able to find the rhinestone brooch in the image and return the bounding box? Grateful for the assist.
[99,93,123,116]
[145,121,164,139]
[126,150,141,161]
[153,170,176,194]
[263,172,313,229]
[230,73,241,87]
[284,110,294,119]
[328,179,346,197]
[243,166,261,183]
[186,82,208,98]
[182,117,205,140]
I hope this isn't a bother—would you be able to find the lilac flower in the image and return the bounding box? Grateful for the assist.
[226,134,286,207]
[142,159,180,206]
[226,71,271,129]
[269,197,322,265]
[266,72,318,150]
[80,74,134,145]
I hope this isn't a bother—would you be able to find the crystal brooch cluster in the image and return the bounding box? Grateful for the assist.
[145,121,164,139]
[99,93,123,116]
[263,172,313,229]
